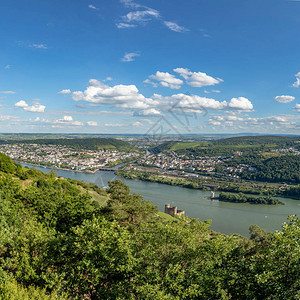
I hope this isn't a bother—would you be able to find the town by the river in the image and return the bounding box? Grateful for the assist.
[21,163,300,237]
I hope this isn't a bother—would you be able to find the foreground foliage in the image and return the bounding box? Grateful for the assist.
[0,153,299,299]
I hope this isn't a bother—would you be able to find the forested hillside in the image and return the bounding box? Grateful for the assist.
[0,153,299,299]
[151,136,300,184]
[0,138,140,152]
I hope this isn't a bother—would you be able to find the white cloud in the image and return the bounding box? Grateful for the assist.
[58,89,71,94]
[121,52,140,62]
[174,68,223,87]
[87,121,98,126]
[104,123,124,127]
[62,115,73,121]
[15,100,28,108]
[208,119,221,126]
[143,79,158,88]
[0,91,16,94]
[134,108,161,116]
[292,72,300,88]
[55,116,82,126]
[122,9,159,23]
[274,95,295,103]
[4,65,11,69]
[29,43,48,49]
[120,0,143,9]
[152,93,253,113]
[0,115,18,121]
[88,4,98,10]
[164,21,188,33]
[116,23,137,29]
[147,71,183,89]
[228,97,253,110]
[118,0,159,29]
[24,103,46,113]
[132,121,143,127]
[294,103,300,112]
[15,100,46,112]
[105,77,113,81]
[71,79,253,118]
[153,93,228,112]
[72,79,155,110]
[35,116,83,126]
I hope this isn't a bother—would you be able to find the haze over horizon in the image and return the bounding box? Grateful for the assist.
[1,0,300,134]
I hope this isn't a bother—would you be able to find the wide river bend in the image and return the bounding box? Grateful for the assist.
[22,163,300,237]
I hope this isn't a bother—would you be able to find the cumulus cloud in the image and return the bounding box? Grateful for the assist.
[15,100,28,108]
[292,72,300,88]
[71,79,253,118]
[72,79,155,110]
[24,103,46,113]
[58,89,71,94]
[15,100,46,112]
[208,119,222,126]
[62,116,73,121]
[174,68,223,87]
[152,93,253,113]
[294,103,300,112]
[228,97,253,110]
[274,95,295,103]
[152,93,227,113]
[55,116,83,126]
[34,116,83,126]
[164,21,188,33]
[134,108,161,116]
[146,71,183,89]
[121,52,140,62]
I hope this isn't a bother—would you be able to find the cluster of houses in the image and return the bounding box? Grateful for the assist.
[0,143,140,172]
[137,152,222,173]
[271,147,300,155]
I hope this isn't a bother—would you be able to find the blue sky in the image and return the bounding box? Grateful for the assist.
[1,0,300,134]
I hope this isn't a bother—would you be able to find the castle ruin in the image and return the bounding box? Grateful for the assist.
[164,204,185,217]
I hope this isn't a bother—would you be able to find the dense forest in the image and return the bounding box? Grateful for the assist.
[218,192,285,205]
[0,153,299,299]
[0,138,140,153]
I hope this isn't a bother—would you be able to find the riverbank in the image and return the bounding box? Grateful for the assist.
[17,160,126,174]
[18,161,100,173]
[115,169,299,200]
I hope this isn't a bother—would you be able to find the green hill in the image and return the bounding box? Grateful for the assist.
[1,137,140,152]
[0,153,299,299]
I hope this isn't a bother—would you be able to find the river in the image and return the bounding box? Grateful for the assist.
[22,163,300,237]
